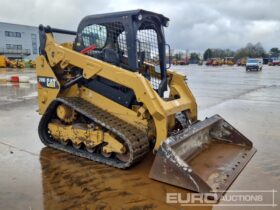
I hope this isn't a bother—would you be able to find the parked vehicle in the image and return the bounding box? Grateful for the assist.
[224,57,235,65]
[262,58,269,65]
[237,58,246,66]
[0,55,7,68]
[246,58,263,71]
[271,58,280,66]
[205,58,213,65]
[172,58,189,65]
[212,58,223,66]
[28,59,36,68]
[36,10,256,199]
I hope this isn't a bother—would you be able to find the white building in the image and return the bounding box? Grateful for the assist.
[0,22,39,60]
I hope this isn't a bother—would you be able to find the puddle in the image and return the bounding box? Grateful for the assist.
[39,148,209,210]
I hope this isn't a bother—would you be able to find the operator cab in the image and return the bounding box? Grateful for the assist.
[74,10,170,96]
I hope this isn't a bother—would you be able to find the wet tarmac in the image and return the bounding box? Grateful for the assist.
[0,66,279,209]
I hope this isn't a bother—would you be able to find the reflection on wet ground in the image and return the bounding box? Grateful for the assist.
[0,66,280,209]
[39,148,204,210]
[0,68,37,106]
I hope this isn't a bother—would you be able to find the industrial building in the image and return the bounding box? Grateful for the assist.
[0,22,39,60]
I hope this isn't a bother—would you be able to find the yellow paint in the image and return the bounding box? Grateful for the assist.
[37,33,197,151]
[48,122,125,154]
[0,56,7,68]
[80,87,148,132]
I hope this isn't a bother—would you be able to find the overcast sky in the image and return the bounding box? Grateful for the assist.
[0,0,279,52]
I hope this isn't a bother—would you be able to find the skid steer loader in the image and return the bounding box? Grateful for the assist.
[36,9,256,199]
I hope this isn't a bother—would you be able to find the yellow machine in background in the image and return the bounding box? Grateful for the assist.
[6,59,25,68]
[212,58,223,66]
[0,55,7,68]
[16,59,25,68]
[212,58,219,66]
[224,57,235,65]
[36,10,256,199]
[8,60,17,68]
[237,58,247,66]
[29,59,36,68]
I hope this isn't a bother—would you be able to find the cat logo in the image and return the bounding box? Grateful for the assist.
[37,76,59,89]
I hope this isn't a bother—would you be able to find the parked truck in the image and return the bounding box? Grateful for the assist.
[246,58,263,71]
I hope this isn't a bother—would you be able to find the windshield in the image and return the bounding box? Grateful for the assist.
[247,59,257,63]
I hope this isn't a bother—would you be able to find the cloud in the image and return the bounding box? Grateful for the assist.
[0,0,279,52]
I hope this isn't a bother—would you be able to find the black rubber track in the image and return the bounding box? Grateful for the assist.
[38,97,150,168]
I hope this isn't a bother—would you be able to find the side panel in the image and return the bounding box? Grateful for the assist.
[168,70,197,121]
[36,56,60,115]
[42,34,198,150]
[79,87,148,132]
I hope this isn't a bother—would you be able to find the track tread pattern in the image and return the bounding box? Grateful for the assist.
[38,97,150,168]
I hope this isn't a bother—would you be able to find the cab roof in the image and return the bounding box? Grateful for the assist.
[77,9,170,32]
[81,9,169,23]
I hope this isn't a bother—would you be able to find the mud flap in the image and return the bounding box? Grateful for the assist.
[149,115,256,199]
